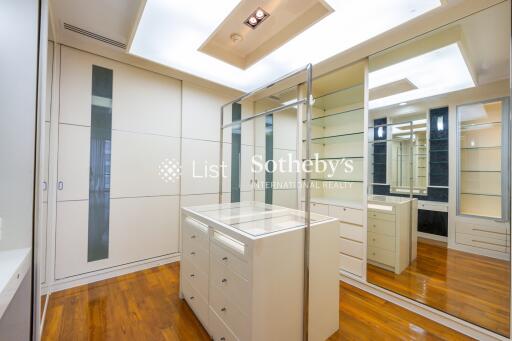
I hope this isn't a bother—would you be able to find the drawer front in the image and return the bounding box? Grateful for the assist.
[339,238,363,259]
[456,233,509,253]
[183,217,209,250]
[368,218,395,237]
[329,206,363,225]
[311,202,329,215]
[210,287,249,340]
[368,232,395,252]
[182,277,209,328]
[368,210,395,222]
[419,202,448,212]
[211,242,249,280]
[209,308,239,341]
[339,222,363,242]
[339,253,363,277]
[181,259,208,300]
[182,238,209,274]
[456,221,509,240]
[211,257,250,313]
[368,247,395,267]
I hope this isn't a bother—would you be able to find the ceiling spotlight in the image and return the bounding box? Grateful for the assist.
[244,7,269,29]
[248,16,258,26]
[255,9,265,20]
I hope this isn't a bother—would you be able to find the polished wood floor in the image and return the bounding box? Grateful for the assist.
[43,262,472,340]
[367,238,510,337]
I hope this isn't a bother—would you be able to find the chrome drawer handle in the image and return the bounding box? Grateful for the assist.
[221,278,227,283]
[189,296,194,300]
[222,256,228,261]
[190,251,196,255]
[190,274,195,278]
[191,235,196,239]
[221,307,227,312]
[220,338,226,341]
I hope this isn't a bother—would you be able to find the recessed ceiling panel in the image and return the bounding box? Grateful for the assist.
[199,0,334,69]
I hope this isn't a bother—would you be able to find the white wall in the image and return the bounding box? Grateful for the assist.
[0,0,39,251]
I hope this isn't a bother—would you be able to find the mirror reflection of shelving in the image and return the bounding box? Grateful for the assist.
[458,98,509,219]
[302,83,364,205]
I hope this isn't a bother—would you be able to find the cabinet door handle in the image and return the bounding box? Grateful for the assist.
[221,278,227,283]
[189,296,194,300]
[190,235,196,239]
[190,251,196,255]
[221,307,227,312]
[222,256,228,261]
[220,337,226,341]
[42,181,48,191]
[57,181,64,190]
[190,274,195,278]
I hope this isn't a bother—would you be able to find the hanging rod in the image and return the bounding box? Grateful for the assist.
[222,98,307,129]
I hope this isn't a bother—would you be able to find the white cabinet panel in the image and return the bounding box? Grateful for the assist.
[57,124,90,201]
[181,139,219,195]
[181,194,219,208]
[41,202,48,284]
[55,197,179,279]
[113,65,181,137]
[46,41,53,123]
[273,109,297,151]
[273,190,297,209]
[240,144,255,192]
[43,122,50,203]
[110,131,180,198]
[59,46,116,126]
[182,82,229,141]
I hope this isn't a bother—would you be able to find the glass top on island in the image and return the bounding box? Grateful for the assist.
[184,201,333,237]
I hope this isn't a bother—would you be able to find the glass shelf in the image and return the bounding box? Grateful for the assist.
[461,170,501,173]
[461,146,501,150]
[460,121,502,129]
[313,83,364,111]
[461,192,502,197]
[304,131,364,144]
[304,108,364,126]
[302,178,364,183]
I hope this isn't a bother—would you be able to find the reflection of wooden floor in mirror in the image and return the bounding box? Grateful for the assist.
[367,238,510,337]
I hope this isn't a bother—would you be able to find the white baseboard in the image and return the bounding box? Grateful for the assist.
[340,274,507,341]
[417,232,447,242]
[43,253,181,293]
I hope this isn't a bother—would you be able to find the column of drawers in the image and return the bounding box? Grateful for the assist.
[208,240,250,341]
[367,209,398,273]
[301,201,364,277]
[181,217,210,328]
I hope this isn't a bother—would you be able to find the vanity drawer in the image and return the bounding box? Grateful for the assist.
[209,308,238,341]
[182,277,209,328]
[329,206,363,225]
[311,202,329,215]
[368,232,395,252]
[340,237,363,259]
[456,233,509,253]
[368,218,395,237]
[210,287,249,340]
[368,247,395,267]
[183,217,209,250]
[181,259,208,300]
[368,210,395,222]
[456,222,509,240]
[339,253,363,277]
[182,238,209,274]
[211,242,249,280]
[211,256,250,313]
[339,222,363,242]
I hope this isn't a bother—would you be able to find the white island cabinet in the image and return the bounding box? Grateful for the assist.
[180,202,339,341]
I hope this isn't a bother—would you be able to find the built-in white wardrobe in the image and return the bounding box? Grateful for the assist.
[42,44,236,290]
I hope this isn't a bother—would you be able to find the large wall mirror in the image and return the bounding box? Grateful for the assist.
[366,2,511,337]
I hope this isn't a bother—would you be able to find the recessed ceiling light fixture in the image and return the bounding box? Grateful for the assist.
[244,7,269,29]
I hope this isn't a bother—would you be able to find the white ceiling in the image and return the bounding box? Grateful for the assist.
[50,0,142,47]
[130,0,442,91]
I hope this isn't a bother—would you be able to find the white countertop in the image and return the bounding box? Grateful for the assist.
[0,248,31,320]
[368,195,414,204]
[305,197,364,210]
[183,202,334,238]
